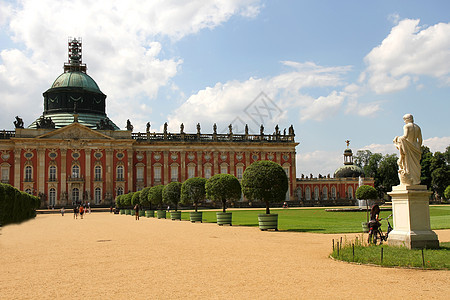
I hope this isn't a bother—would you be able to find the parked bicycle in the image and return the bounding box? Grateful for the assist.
[367,214,393,245]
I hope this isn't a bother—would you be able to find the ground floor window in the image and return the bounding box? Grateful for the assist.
[94,187,101,205]
[72,188,79,203]
[49,188,56,206]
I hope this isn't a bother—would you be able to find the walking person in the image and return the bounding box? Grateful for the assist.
[134,204,140,220]
[73,206,78,219]
[79,205,84,219]
[61,207,65,216]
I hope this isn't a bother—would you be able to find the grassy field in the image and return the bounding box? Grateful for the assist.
[173,205,450,234]
[331,240,450,270]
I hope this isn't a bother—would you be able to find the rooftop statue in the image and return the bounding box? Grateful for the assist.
[393,114,422,186]
[14,116,24,129]
[146,122,151,133]
[126,119,133,131]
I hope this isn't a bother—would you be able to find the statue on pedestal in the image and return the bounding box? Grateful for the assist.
[393,114,422,185]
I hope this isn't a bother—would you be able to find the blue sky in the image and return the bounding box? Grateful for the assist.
[0,0,449,176]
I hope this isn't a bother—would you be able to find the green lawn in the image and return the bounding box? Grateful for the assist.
[175,206,450,234]
[331,241,450,270]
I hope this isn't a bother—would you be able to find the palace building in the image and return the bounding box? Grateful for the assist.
[0,39,370,208]
[0,38,298,207]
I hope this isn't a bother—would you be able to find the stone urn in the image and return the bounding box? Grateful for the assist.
[190,212,203,223]
[258,214,278,231]
[145,210,154,218]
[216,212,232,226]
[156,210,166,219]
[171,211,182,220]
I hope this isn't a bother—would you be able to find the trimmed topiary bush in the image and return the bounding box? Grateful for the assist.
[148,185,165,210]
[181,177,207,212]
[241,160,288,215]
[0,183,40,226]
[163,182,182,211]
[206,174,241,213]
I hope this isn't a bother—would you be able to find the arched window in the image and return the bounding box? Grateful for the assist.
[323,187,328,200]
[171,165,178,182]
[94,187,101,204]
[314,187,319,200]
[153,166,161,182]
[297,188,302,200]
[49,166,57,181]
[220,164,228,174]
[188,165,196,179]
[331,186,336,199]
[236,165,244,180]
[204,165,212,179]
[49,188,56,206]
[348,186,353,199]
[72,165,80,178]
[72,188,79,203]
[94,165,102,181]
[117,165,124,181]
[25,166,32,181]
[117,187,124,196]
[305,187,311,201]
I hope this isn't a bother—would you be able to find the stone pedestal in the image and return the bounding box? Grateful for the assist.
[387,185,439,249]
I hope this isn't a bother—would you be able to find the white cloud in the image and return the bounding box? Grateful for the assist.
[361,18,450,94]
[0,0,262,129]
[167,62,351,132]
[296,151,342,177]
[357,136,450,156]
[423,136,450,153]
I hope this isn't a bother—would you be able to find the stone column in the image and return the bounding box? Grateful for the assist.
[180,151,186,182]
[105,149,113,201]
[163,151,169,185]
[127,149,134,192]
[37,149,45,195]
[13,148,21,188]
[60,149,67,205]
[197,151,202,177]
[229,151,235,176]
[85,149,91,200]
[213,152,219,175]
[146,150,152,186]
[291,151,297,200]
[387,185,439,249]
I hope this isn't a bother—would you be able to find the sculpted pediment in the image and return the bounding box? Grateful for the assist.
[37,123,114,140]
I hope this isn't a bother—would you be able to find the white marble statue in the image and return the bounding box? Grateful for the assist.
[393,114,422,185]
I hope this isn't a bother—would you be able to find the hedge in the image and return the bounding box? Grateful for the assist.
[0,183,40,226]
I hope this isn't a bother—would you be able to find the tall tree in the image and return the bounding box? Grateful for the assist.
[430,151,450,197]
[420,146,433,188]
[378,154,399,197]
[163,182,182,211]
[354,150,372,168]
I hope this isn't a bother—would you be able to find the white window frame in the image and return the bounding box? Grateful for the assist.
[94,165,102,181]
[188,165,195,179]
[117,165,124,180]
[171,166,178,182]
[25,166,32,181]
[154,166,161,181]
[49,188,56,206]
[323,187,328,200]
[95,187,102,204]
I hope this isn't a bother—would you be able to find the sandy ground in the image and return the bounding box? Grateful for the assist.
[0,212,449,300]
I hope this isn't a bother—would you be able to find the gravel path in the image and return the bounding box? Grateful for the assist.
[1,212,449,299]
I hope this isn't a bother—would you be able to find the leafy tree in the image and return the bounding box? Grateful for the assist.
[206,174,241,212]
[131,191,141,206]
[241,160,288,215]
[354,150,372,168]
[420,146,433,188]
[180,177,207,212]
[356,185,378,222]
[378,154,399,198]
[444,185,450,200]
[139,187,151,209]
[430,151,450,198]
[163,182,182,211]
[148,185,165,210]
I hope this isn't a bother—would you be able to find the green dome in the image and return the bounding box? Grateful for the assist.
[51,72,101,92]
[334,165,365,178]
